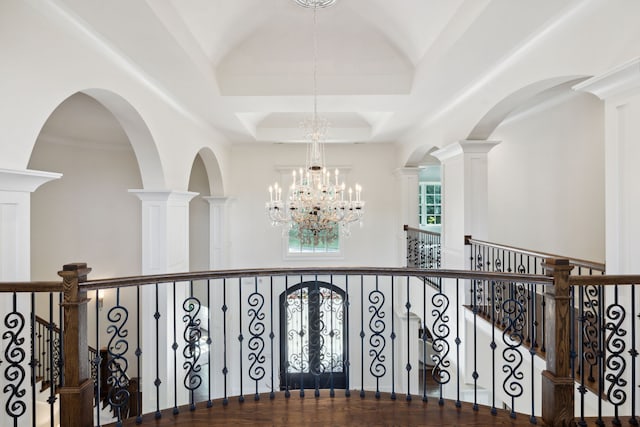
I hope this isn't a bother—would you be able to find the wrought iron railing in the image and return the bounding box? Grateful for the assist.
[34,315,63,392]
[35,313,102,406]
[4,262,638,427]
[465,236,605,356]
[570,275,640,426]
[465,236,605,276]
[404,225,441,270]
[80,267,560,426]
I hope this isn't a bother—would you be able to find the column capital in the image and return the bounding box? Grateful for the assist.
[0,168,61,192]
[128,189,198,203]
[393,167,420,178]
[432,140,500,162]
[573,57,640,100]
[203,195,232,206]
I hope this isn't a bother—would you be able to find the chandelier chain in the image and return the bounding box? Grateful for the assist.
[313,4,318,121]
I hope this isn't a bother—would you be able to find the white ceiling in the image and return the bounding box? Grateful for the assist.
[49,0,598,147]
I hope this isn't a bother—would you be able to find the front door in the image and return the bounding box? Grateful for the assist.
[280,281,347,391]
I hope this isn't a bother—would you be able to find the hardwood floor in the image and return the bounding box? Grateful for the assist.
[113,392,546,427]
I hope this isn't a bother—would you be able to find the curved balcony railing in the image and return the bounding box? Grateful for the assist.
[2,262,639,426]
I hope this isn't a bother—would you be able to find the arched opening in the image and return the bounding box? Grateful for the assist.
[467,76,588,141]
[27,90,153,423]
[188,153,211,273]
[484,82,605,261]
[28,92,144,280]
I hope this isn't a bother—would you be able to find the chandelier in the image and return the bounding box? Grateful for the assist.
[266,0,364,247]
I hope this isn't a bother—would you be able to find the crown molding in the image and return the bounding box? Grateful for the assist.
[573,57,640,100]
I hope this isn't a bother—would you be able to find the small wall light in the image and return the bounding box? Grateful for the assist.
[98,290,105,310]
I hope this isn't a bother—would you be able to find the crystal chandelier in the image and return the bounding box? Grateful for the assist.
[266,0,364,247]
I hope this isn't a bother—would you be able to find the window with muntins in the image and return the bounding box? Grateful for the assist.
[419,182,442,226]
[288,223,340,254]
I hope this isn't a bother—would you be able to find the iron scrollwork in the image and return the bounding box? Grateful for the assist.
[286,289,309,374]
[604,296,627,409]
[502,293,525,416]
[247,291,266,387]
[3,294,27,423]
[368,288,386,386]
[581,285,599,383]
[183,296,203,396]
[431,290,451,400]
[106,299,130,422]
[320,288,344,373]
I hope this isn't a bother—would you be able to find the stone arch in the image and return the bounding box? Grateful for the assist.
[466,75,589,141]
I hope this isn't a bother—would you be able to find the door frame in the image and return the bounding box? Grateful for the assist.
[279,280,347,391]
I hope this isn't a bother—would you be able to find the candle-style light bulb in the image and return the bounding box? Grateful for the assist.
[335,169,339,186]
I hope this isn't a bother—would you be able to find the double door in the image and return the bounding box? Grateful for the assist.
[279,281,346,390]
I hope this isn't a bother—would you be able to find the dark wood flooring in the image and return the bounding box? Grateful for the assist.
[111,392,546,427]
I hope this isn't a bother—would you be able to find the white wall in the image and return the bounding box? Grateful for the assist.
[227,143,400,268]
[487,92,605,262]
[29,133,142,281]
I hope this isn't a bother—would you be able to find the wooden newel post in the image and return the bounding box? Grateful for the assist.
[541,258,575,427]
[58,263,93,427]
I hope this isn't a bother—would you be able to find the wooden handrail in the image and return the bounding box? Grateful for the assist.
[569,274,640,286]
[403,224,441,236]
[0,281,63,292]
[79,267,553,291]
[465,236,605,272]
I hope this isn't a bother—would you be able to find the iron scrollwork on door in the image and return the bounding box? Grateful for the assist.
[280,281,346,391]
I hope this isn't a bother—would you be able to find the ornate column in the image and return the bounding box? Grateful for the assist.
[0,168,60,427]
[432,140,500,269]
[0,168,61,281]
[431,141,499,384]
[128,190,197,414]
[574,58,640,421]
[128,190,198,275]
[574,58,640,275]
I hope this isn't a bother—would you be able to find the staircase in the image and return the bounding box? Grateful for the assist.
[34,316,140,426]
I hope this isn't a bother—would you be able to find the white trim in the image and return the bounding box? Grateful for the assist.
[432,140,500,162]
[573,57,640,100]
[0,168,62,192]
